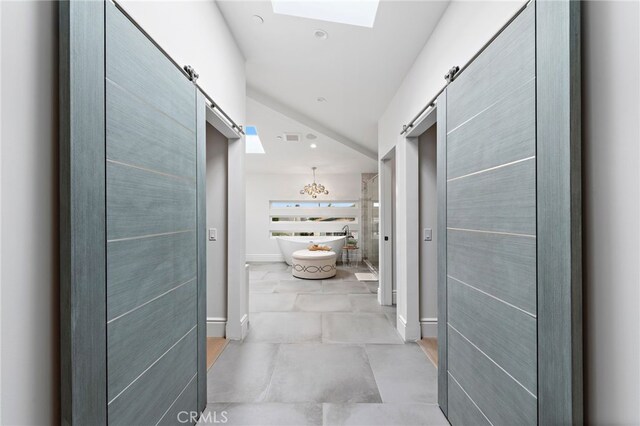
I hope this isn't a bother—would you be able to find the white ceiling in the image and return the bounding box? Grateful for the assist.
[246,96,378,174]
[217,0,450,153]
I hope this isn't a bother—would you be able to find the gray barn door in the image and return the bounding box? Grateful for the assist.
[105,2,201,424]
[61,1,207,423]
[443,4,537,425]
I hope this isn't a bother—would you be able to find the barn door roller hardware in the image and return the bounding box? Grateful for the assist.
[183,65,199,82]
[444,66,460,83]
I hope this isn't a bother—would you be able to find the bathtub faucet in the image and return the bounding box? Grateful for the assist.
[341,225,351,238]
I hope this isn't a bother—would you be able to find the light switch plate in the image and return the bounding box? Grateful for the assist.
[209,228,217,241]
[424,228,432,242]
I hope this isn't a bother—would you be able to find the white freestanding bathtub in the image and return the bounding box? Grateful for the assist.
[276,236,346,265]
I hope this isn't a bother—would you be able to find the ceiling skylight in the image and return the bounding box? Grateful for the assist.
[245,126,265,154]
[271,1,380,28]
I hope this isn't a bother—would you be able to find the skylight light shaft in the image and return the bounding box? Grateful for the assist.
[271,0,380,28]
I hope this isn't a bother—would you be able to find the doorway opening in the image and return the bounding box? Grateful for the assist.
[418,122,438,366]
[204,123,230,368]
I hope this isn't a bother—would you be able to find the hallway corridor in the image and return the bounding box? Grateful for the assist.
[201,263,447,425]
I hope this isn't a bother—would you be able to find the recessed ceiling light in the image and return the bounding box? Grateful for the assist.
[306,133,317,140]
[314,29,328,40]
[252,15,264,24]
[310,143,317,149]
[316,97,327,103]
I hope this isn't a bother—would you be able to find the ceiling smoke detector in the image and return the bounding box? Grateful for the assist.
[306,133,317,140]
[252,15,264,24]
[314,29,328,40]
[316,97,327,103]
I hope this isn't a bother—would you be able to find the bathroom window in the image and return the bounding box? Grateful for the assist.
[270,201,358,209]
[269,200,360,240]
[271,216,356,223]
[270,231,359,238]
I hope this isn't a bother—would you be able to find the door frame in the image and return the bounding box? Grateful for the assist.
[378,147,395,308]
[403,105,440,344]
[203,106,247,341]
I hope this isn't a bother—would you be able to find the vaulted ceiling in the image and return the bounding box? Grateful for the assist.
[217,0,450,155]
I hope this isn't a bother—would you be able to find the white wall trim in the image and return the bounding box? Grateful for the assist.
[378,150,394,306]
[206,317,227,337]
[406,104,438,138]
[397,314,417,342]
[225,135,247,341]
[395,137,421,342]
[420,317,438,338]
[246,254,284,263]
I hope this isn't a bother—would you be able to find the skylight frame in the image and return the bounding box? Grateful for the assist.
[245,125,266,154]
[271,0,380,28]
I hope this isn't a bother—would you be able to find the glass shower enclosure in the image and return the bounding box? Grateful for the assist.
[361,174,379,271]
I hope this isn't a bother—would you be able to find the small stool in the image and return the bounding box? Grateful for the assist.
[292,250,337,279]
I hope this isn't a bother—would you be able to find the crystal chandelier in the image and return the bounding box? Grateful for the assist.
[300,167,329,199]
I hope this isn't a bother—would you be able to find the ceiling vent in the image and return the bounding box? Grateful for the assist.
[282,132,302,143]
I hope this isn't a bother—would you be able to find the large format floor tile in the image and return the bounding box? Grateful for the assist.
[326,269,358,281]
[263,270,300,281]
[207,342,280,403]
[322,313,403,344]
[250,280,278,293]
[245,312,322,343]
[265,344,382,403]
[250,293,297,312]
[249,270,269,281]
[322,281,370,294]
[322,403,448,426]
[295,294,353,312]
[348,294,395,314]
[276,280,322,293]
[200,403,322,426]
[365,281,379,293]
[249,262,289,272]
[365,344,438,403]
[225,262,441,425]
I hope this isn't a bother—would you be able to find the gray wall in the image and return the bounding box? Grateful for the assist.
[0,2,59,424]
[419,125,438,337]
[206,124,228,336]
[583,2,640,423]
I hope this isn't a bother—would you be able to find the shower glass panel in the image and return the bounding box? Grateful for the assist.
[361,174,379,271]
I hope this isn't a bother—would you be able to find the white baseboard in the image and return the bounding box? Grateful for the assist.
[207,317,227,337]
[239,313,249,340]
[226,313,250,341]
[397,314,408,341]
[420,318,438,338]
[246,254,284,262]
[397,314,420,342]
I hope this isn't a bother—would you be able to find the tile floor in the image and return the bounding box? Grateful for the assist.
[201,263,448,426]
